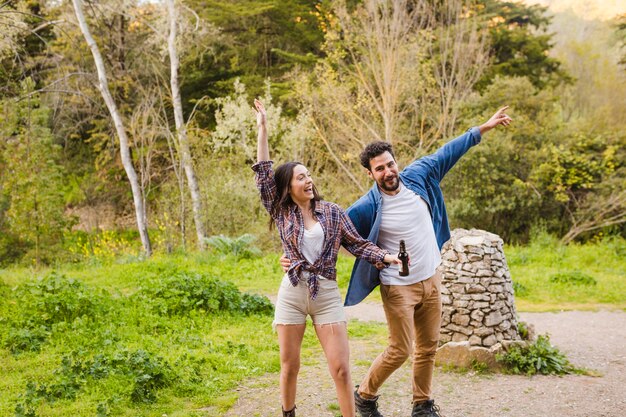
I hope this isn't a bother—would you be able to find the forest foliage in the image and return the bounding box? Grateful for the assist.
[0,0,624,264]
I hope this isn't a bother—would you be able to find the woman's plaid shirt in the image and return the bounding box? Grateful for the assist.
[252,160,388,299]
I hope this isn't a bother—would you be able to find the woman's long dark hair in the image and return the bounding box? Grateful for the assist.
[269,161,322,230]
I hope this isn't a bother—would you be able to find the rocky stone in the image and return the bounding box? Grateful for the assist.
[473,327,494,337]
[447,324,473,336]
[470,310,484,321]
[466,284,486,294]
[469,346,501,370]
[468,253,482,262]
[440,228,521,350]
[488,285,504,293]
[485,311,503,327]
[452,332,469,342]
[452,314,470,326]
[443,250,458,261]
[482,335,498,347]
[467,246,485,255]
[502,340,528,352]
[469,335,482,346]
[435,341,471,367]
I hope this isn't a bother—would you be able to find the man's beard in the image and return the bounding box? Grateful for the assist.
[379,175,399,192]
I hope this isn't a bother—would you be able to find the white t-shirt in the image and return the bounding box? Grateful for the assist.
[377,182,441,285]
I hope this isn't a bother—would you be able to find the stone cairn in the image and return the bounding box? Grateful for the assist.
[439,228,520,347]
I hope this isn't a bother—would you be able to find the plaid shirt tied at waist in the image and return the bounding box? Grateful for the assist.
[252,160,388,299]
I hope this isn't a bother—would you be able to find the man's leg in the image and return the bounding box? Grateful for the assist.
[411,271,442,403]
[358,282,424,398]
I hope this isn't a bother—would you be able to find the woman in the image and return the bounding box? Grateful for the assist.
[252,99,400,417]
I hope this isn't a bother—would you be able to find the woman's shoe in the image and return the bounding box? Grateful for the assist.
[282,405,296,417]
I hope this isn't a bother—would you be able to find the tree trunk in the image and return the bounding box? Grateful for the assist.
[166,0,206,250]
[71,0,152,256]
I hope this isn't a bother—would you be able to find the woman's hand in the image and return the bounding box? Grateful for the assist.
[279,254,290,272]
[254,98,267,128]
[383,254,402,266]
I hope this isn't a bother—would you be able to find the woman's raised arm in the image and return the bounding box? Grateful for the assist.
[255,99,270,162]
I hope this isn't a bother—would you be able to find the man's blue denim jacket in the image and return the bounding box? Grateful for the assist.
[344,127,482,306]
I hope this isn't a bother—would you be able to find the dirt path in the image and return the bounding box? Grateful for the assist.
[222,305,626,417]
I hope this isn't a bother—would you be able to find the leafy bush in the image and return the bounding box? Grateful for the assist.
[16,348,174,414]
[14,272,108,325]
[3,273,109,353]
[240,293,275,316]
[4,325,49,353]
[517,321,530,340]
[496,334,576,375]
[549,271,597,286]
[113,349,174,403]
[204,234,262,259]
[136,271,273,316]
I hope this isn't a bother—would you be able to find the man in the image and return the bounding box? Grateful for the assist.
[281,106,512,417]
[346,106,511,417]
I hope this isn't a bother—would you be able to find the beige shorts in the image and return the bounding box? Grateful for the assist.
[273,274,346,327]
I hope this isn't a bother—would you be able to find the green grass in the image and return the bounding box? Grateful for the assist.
[504,235,625,311]
[0,254,388,417]
[0,236,623,416]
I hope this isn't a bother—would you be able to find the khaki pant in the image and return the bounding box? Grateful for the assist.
[359,271,442,403]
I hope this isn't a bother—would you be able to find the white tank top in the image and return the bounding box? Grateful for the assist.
[377,182,441,285]
[302,222,324,265]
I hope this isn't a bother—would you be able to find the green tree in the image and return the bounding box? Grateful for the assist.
[445,75,625,243]
[474,0,570,90]
[0,0,57,97]
[182,0,325,117]
[0,79,70,265]
[444,76,558,242]
[530,129,626,243]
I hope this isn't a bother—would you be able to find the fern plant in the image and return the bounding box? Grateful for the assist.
[203,234,262,260]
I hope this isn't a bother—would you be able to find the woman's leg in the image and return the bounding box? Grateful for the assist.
[315,322,355,417]
[276,324,307,411]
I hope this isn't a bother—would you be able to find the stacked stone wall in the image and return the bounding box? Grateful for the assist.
[439,229,520,347]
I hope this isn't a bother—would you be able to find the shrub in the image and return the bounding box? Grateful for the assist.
[3,273,109,353]
[136,271,273,316]
[114,349,173,403]
[549,271,597,286]
[496,334,576,375]
[4,325,49,353]
[240,293,275,316]
[14,272,107,325]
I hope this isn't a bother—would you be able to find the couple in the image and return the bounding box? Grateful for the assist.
[252,99,512,417]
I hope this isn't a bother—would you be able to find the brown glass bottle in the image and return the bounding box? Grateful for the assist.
[398,240,409,277]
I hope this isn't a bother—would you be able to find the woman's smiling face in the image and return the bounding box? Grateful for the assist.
[289,164,314,205]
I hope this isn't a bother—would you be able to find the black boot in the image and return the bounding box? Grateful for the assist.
[411,399,443,417]
[282,405,296,417]
[354,387,383,417]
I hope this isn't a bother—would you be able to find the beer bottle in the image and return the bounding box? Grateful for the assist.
[398,240,409,277]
